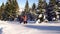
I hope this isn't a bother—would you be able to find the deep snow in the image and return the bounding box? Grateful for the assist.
[0,20,60,34]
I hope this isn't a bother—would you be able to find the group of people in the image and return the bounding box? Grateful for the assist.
[18,15,27,24]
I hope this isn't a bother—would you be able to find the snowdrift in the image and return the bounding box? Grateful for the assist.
[0,20,60,34]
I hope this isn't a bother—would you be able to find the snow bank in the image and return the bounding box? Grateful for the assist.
[0,20,14,34]
[0,20,60,34]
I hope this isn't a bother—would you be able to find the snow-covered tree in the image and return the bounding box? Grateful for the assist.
[37,0,47,23]
[1,0,19,21]
[46,0,57,21]
[56,0,60,20]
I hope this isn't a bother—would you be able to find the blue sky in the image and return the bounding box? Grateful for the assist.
[0,0,49,8]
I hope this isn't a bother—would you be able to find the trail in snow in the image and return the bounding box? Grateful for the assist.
[0,20,60,34]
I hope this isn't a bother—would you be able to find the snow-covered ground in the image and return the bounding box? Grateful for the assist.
[0,20,60,34]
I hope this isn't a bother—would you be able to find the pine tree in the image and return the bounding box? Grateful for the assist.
[32,3,36,14]
[0,6,1,19]
[24,0,29,13]
[37,0,47,13]
[3,0,19,21]
[49,0,56,5]
[47,0,56,21]
[21,0,29,16]
[37,0,47,23]
[0,3,5,20]
[4,0,12,20]
[12,0,19,18]
[56,0,60,20]
[29,3,36,21]
[37,0,42,13]
[32,3,36,10]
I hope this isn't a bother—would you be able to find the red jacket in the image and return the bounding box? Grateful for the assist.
[23,15,27,21]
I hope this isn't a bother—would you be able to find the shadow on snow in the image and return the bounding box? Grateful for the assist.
[0,28,3,34]
[24,25,60,31]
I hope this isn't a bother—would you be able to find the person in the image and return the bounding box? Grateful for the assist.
[23,15,27,24]
[19,16,23,24]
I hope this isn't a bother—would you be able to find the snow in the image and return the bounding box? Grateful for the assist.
[0,20,60,34]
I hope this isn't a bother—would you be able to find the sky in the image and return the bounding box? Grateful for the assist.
[0,0,49,8]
